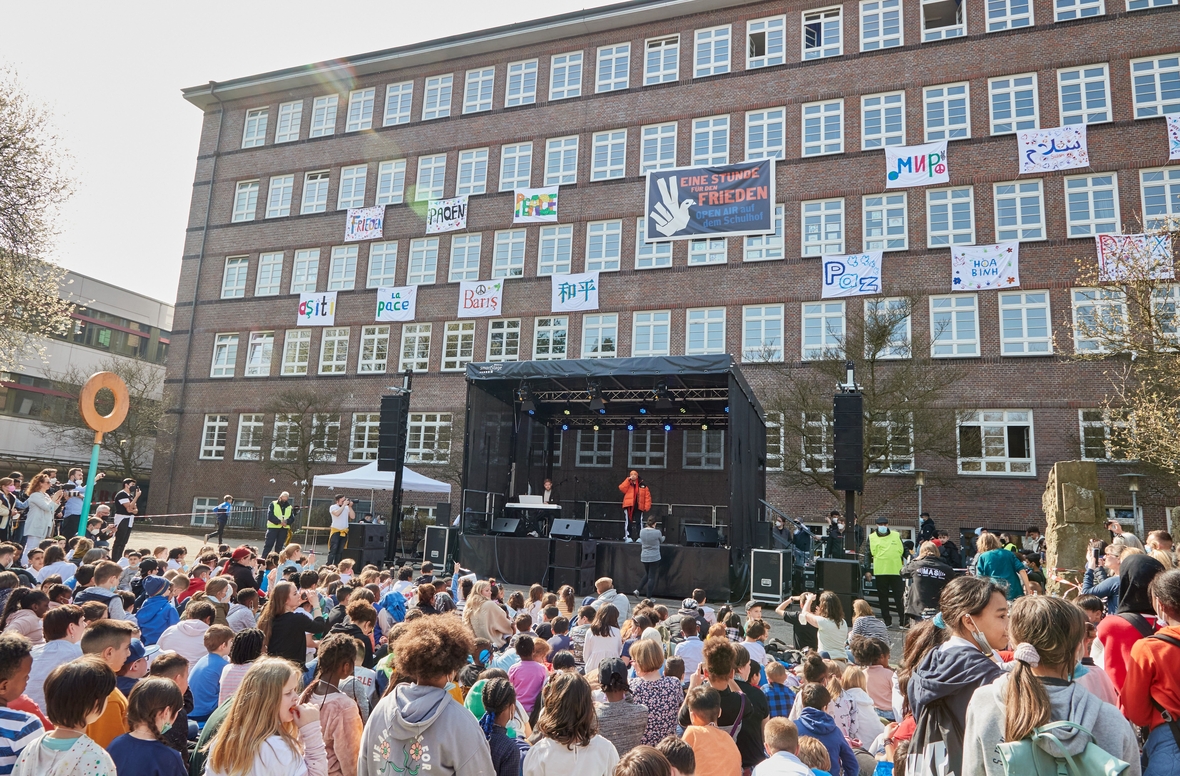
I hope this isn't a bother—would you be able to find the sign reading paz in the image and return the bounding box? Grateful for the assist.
[644,160,774,241]
[375,286,418,322]
[551,272,599,312]
[952,243,1021,291]
[426,196,468,234]
[298,291,337,326]
[1018,126,1089,174]
[344,207,385,242]
[514,187,559,223]
[886,142,949,189]
[821,252,883,298]
[458,280,503,318]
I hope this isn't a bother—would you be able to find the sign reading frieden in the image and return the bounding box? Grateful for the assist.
[297,291,337,326]
[644,160,774,242]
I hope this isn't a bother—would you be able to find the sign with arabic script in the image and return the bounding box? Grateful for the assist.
[1018,126,1089,174]
[550,272,599,312]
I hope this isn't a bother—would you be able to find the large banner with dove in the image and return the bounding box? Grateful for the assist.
[643,160,775,241]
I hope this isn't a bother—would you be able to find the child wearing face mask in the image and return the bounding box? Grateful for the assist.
[107,678,188,776]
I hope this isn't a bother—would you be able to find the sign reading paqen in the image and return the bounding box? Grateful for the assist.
[514,187,559,223]
[375,286,418,322]
[644,160,774,241]
[1018,125,1088,174]
[551,272,599,312]
[298,291,337,326]
[951,243,1020,291]
[344,207,385,242]
[457,280,503,318]
[821,252,883,298]
[426,196,468,234]
[886,142,949,189]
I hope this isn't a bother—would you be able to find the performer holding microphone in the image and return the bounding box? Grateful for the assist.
[619,469,652,542]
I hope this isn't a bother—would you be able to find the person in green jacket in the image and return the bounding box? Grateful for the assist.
[863,516,906,627]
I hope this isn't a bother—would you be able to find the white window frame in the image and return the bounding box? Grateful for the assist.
[999,291,1052,356]
[988,74,1039,135]
[684,429,725,469]
[861,91,906,149]
[235,414,265,461]
[921,0,966,41]
[577,430,614,467]
[744,205,784,261]
[591,129,627,180]
[545,136,579,186]
[581,313,618,358]
[867,413,916,472]
[463,67,495,114]
[367,242,398,288]
[689,237,728,265]
[500,143,533,191]
[318,327,350,375]
[533,316,569,360]
[926,186,975,247]
[407,413,453,464]
[1132,55,1180,118]
[487,319,522,362]
[415,155,447,202]
[271,414,300,461]
[275,100,302,143]
[309,95,338,138]
[742,304,784,362]
[457,148,489,196]
[301,171,329,214]
[492,229,526,278]
[242,108,268,148]
[210,333,238,378]
[586,221,622,272]
[924,82,971,141]
[986,0,1033,31]
[861,0,904,50]
[280,330,311,375]
[506,60,538,107]
[1055,0,1103,19]
[802,198,845,256]
[930,293,980,357]
[645,36,680,85]
[1057,64,1111,125]
[376,159,406,206]
[539,225,573,276]
[686,307,726,355]
[221,256,248,299]
[1128,0,1176,11]
[384,82,413,126]
[745,108,786,160]
[803,7,844,60]
[328,245,358,291]
[549,52,584,100]
[994,180,1045,241]
[641,123,677,173]
[629,430,667,468]
[232,181,258,223]
[346,88,375,132]
[802,100,844,156]
[802,413,834,472]
[802,301,845,361]
[1065,174,1120,237]
[636,217,673,269]
[746,16,786,69]
[291,249,319,294]
[245,331,274,377]
[337,164,368,210]
[765,412,785,471]
[863,194,909,251]
[1079,408,1132,461]
[1072,287,1127,353]
[1143,167,1180,230]
[864,297,912,359]
[442,321,476,371]
[266,175,293,218]
[596,43,631,93]
[957,410,1035,475]
[449,233,482,283]
[408,238,439,285]
[255,252,283,296]
[694,26,732,77]
[632,310,672,357]
[399,323,432,371]
[200,415,229,460]
[692,115,730,165]
[422,74,453,120]
[350,413,381,462]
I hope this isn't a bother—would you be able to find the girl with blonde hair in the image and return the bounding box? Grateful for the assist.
[840,664,885,743]
[463,580,514,647]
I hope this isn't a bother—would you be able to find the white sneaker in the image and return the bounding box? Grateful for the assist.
[624,536,634,543]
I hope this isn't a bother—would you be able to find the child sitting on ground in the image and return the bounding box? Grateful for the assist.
[680,686,740,776]
[15,656,117,776]
[764,661,796,719]
[754,718,812,776]
[797,736,833,776]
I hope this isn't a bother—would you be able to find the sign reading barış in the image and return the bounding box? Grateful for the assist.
[457,280,503,318]
[643,160,774,241]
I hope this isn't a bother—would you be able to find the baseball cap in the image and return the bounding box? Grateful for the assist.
[875,516,889,525]
[123,638,160,669]
[598,657,628,685]
[231,547,252,562]
[143,575,169,597]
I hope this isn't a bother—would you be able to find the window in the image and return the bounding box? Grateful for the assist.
[210,333,238,378]
[692,116,730,165]
[862,92,906,149]
[384,82,413,126]
[449,234,482,282]
[694,26,731,77]
[930,294,979,356]
[399,323,431,371]
[1065,174,1119,236]
[529,424,564,468]
[999,291,1051,355]
[545,137,578,186]
[989,75,1038,134]
[309,95,338,137]
[802,413,833,471]
[319,327,350,374]
[582,313,618,357]
[328,245,358,291]
[958,410,1034,474]
[266,175,293,218]
[232,181,258,223]
[634,218,672,269]
[1131,55,1180,117]
[442,321,475,371]
[645,36,679,84]
[586,221,622,272]
[865,297,912,358]
[500,143,532,191]
[375,159,407,206]
[1058,65,1110,125]
[926,186,975,247]
[350,413,381,462]
[423,75,453,120]
[577,430,614,467]
[632,310,671,356]
[746,108,785,160]
[596,44,630,92]
[245,331,274,376]
[301,171,329,214]
[987,0,1033,30]
[1080,409,1131,460]
[281,330,311,375]
[866,413,915,471]
[745,205,784,261]
[765,412,785,471]
[506,60,538,106]
[275,100,302,143]
[414,155,447,202]
[1072,287,1126,352]
[456,148,489,196]
[487,319,521,361]
[743,304,784,362]
[407,413,453,464]
[235,414,265,460]
[464,67,495,113]
[689,237,728,265]
[550,52,583,100]
[337,165,367,209]
[291,249,319,293]
[367,242,398,287]
[802,198,845,256]
[802,100,844,156]
[803,8,843,59]
[408,238,439,285]
[271,414,300,461]
[684,429,724,469]
[592,130,627,180]
[924,83,970,141]
[994,180,1044,241]
[640,123,677,173]
[864,194,908,251]
[492,230,526,277]
[747,16,786,68]
[1143,168,1180,230]
[629,430,667,468]
[221,257,248,299]
[802,301,845,360]
[539,225,572,276]
[1055,0,1104,17]
[687,307,726,354]
[534,316,568,359]
[314,413,341,460]
[346,88,375,132]
[861,0,903,50]
[922,0,966,40]
[1153,283,1180,343]
[1129,0,1176,10]
[200,415,229,460]
[242,108,268,148]
[256,252,283,296]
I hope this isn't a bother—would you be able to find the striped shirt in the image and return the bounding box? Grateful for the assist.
[0,707,43,775]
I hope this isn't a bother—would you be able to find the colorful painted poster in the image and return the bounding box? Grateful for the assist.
[551,272,599,312]
[375,286,418,322]
[1168,114,1180,161]
[457,280,504,318]
[885,142,949,189]
[514,187,559,223]
[425,196,468,234]
[344,206,385,242]
[1096,234,1175,282]
[1018,125,1089,174]
[644,160,774,241]
[821,252,884,298]
[951,243,1020,291]
[297,291,337,326]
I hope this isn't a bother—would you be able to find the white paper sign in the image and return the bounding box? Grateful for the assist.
[1096,234,1175,282]
[514,187,560,224]
[1018,125,1089,174]
[426,196,468,234]
[297,291,337,326]
[375,286,418,322]
[457,280,504,318]
[1168,114,1180,161]
[344,207,385,242]
[550,272,599,312]
[821,252,883,298]
[886,142,949,189]
[952,243,1020,291]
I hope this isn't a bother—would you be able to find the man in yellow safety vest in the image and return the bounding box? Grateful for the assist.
[264,491,295,557]
[864,515,906,627]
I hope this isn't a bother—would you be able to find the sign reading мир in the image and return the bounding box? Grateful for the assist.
[643,160,775,242]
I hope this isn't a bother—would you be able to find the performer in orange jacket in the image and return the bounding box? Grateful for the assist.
[619,469,652,542]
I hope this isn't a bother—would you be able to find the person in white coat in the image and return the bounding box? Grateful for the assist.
[524,672,619,776]
[20,474,63,562]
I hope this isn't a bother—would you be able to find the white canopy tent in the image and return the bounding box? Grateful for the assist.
[312,461,452,493]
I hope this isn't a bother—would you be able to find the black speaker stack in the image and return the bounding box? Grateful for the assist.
[423,524,453,567]
[549,538,597,597]
[833,393,864,493]
[815,557,864,624]
[378,393,411,472]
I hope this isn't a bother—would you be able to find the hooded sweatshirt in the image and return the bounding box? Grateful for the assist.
[328,621,375,669]
[1097,553,1166,693]
[156,619,211,669]
[357,683,495,776]
[794,707,859,776]
[3,610,44,645]
[962,674,1141,776]
[137,593,179,645]
[226,602,257,633]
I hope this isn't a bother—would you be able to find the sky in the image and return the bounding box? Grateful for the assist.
[4,1,617,304]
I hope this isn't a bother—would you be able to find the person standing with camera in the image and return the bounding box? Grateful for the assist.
[327,494,354,566]
[111,477,141,559]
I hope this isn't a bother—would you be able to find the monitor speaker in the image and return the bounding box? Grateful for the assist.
[341,547,385,567]
[833,393,864,492]
[815,558,863,622]
[549,566,595,597]
[435,502,452,527]
[683,525,721,547]
[347,523,386,549]
[490,517,521,536]
[549,519,587,540]
[423,525,452,567]
[750,549,792,602]
[552,539,596,569]
[378,393,411,473]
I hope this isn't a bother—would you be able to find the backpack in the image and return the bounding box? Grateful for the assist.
[995,721,1130,776]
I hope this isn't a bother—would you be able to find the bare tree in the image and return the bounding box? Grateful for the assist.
[259,386,345,518]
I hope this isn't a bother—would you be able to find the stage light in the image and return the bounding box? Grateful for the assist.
[653,381,673,410]
[663,421,674,432]
[563,406,571,416]
[587,382,606,413]
[598,408,606,415]
[724,405,730,413]
[638,407,648,414]
[679,407,687,414]
[516,385,536,415]
[626,419,637,431]
[701,422,709,430]
[561,422,570,431]
[593,423,600,431]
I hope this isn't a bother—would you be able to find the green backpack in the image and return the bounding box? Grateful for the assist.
[995,721,1130,776]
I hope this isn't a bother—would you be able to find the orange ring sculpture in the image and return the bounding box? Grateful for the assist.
[78,372,130,434]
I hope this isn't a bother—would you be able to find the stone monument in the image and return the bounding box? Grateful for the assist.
[1042,460,1107,595]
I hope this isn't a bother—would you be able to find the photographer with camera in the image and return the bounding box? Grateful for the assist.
[327,494,354,566]
[111,477,141,559]
[60,468,105,538]
[635,515,664,598]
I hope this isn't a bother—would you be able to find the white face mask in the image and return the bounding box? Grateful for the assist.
[964,615,995,656]
[877,526,888,534]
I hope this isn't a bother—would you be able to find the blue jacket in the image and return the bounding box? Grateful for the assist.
[189,653,228,718]
[137,594,179,645]
[1082,568,1120,613]
[795,707,859,776]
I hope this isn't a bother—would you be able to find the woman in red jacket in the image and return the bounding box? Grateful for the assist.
[618,470,651,543]
[1123,567,1180,776]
